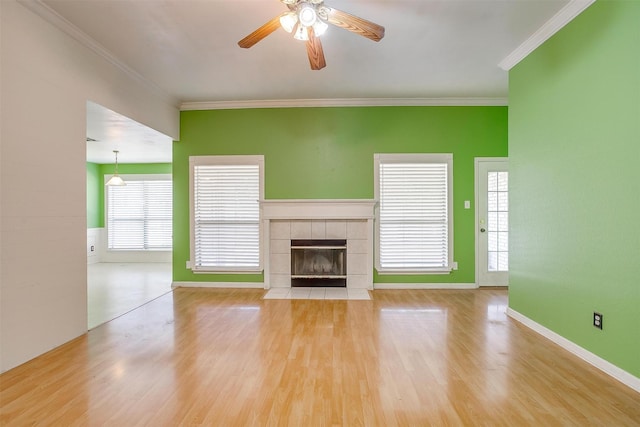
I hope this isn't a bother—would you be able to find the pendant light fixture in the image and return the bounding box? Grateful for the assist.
[105,150,126,186]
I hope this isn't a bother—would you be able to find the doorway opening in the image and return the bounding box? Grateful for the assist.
[86,101,173,329]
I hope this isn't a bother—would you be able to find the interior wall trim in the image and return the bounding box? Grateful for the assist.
[180,98,508,111]
[499,0,596,71]
[507,308,640,393]
[172,281,265,289]
[373,283,477,290]
[17,0,179,108]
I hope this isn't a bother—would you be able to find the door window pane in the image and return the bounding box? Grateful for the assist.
[488,231,498,251]
[487,171,508,272]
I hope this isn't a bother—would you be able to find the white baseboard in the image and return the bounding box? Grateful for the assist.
[374,282,477,290]
[172,281,265,289]
[507,308,640,393]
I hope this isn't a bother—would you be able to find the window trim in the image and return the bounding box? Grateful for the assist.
[105,174,173,252]
[374,153,454,274]
[188,155,265,273]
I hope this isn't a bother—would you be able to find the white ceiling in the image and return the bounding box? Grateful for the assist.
[86,101,173,164]
[34,0,584,163]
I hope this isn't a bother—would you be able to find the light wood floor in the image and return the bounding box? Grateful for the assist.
[1,288,638,426]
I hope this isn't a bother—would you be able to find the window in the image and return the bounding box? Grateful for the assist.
[107,175,172,250]
[487,171,509,271]
[375,153,453,273]
[189,156,264,272]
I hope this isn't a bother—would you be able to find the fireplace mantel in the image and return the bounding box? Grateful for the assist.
[260,199,377,220]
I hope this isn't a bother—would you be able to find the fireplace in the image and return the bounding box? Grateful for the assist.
[291,240,347,287]
[260,199,376,290]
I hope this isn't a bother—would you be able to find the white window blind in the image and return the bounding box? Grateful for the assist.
[375,154,453,272]
[107,178,172,250]
[191,157,263,271]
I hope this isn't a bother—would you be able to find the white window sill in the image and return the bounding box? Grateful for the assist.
[107,249,172,252]
[191,268,263,275]
[376,267,453,275]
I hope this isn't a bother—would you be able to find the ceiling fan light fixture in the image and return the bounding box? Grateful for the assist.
[293,24,309,41]
[298,4,317,27]
[280,12,297,33]
[312,20,328,37]
[237,0,385,69]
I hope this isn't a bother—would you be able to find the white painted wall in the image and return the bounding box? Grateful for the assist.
[87,229,172,264]
[87,228,101,264]
[0,0,179,372]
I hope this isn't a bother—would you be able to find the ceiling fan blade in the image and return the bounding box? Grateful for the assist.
[326,8,385,42]
[305,27,326,70]
[238,15,282,49]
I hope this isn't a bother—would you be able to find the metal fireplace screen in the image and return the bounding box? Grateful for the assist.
[290,239,347,287]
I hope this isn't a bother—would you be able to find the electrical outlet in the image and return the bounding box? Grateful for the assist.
[593,312,603,330]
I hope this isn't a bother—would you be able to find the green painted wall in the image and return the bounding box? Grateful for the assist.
[509,1,640,376]
[86,163,172,228]
[104,163,173,176]
[175,106,508,283]
[86,162,101,228]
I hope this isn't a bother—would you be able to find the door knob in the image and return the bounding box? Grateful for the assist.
[480,228,486,233]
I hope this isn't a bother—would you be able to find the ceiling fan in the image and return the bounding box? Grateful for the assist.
[238,0,385,70]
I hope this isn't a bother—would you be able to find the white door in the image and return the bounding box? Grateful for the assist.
[476,158,509,286]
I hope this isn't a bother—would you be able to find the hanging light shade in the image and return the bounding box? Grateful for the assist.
[280,12,298,33]
[105,150,126,186]
[313,20,328,36]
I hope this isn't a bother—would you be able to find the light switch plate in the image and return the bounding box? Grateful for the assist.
[464,200,471,209]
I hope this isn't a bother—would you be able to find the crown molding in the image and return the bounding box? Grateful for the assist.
[17,0,180,108]
[180,97,508,111]
[499,0,595,71]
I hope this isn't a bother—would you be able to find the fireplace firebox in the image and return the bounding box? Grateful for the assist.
[290,239,347,287]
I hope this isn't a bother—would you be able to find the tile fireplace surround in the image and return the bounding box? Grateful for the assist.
[261,200,376,290]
